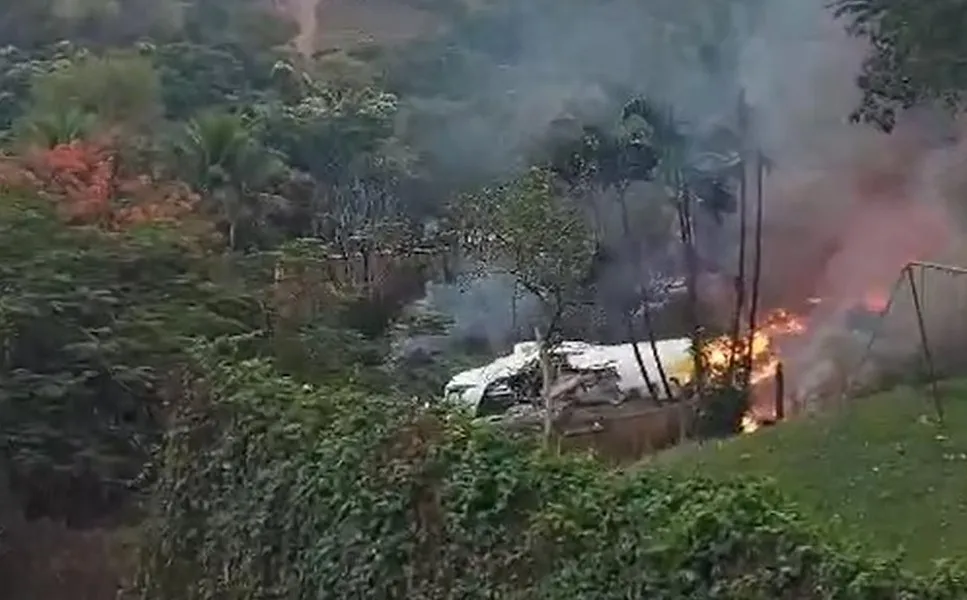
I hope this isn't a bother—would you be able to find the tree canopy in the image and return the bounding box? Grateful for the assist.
[834,0,967,130]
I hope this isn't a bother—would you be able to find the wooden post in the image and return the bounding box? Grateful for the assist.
[774,361,785,421]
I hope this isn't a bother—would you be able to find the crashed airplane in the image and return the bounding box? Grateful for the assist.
[444,338,695,417]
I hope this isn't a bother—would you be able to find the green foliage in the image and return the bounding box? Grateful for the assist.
[832,0,967,131]
[260,86,402,187]
[0,0,180,48]
[693,384,749,438]
[139,346,967,598]
[149,42,278,119]
[0,195,264,523]
[0,0,293,124]
[17,105,96,148]
[255,84,428,245]
[0,0,292,49]
[19,50,163,137]
[456,167,596,334]
[172,110,288,249]
[179,0,297,50]
[0,42,83,134]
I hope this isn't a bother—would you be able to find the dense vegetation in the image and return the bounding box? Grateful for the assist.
[2,0,967,597]
[139,351,967,598]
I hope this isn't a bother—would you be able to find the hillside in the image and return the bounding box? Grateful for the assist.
[655,381,967,570]
[275,0,463,54]
[312,0,443,51]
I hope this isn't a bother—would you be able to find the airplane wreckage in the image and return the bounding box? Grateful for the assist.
[444,337,696,420]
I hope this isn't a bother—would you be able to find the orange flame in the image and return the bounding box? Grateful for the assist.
[700,308,808,432]
[861,289,890,313]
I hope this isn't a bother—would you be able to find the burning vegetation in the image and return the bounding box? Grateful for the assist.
[701,307,807,429]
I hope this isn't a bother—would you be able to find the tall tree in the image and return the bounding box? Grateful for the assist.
[0,193,261,524]
[544,102,673,401]
[456,167,595,439]
[173,111,286,250]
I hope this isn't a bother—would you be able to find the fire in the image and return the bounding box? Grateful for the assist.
[700,308,808,432]
[741,413,760,433]
[861,288,890,313]
[701,309,805,378]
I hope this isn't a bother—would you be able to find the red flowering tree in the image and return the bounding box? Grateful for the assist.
[13,140,201,231]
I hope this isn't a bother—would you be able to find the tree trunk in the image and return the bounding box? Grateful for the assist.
[511,280,519,340]
[311,187,326,237]
[727,98,749,381]
[641,298,674,400]
[616,185,661,401]
[535,326,554,445]
[677,176,704,398]
[228,219,238,251]
[744,150,766,385]
[361,244,372,294]
[624,314,659,400]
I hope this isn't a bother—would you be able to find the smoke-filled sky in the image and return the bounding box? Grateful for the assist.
[404,0,870,173]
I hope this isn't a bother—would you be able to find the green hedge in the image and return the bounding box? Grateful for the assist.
[138,348,967,599]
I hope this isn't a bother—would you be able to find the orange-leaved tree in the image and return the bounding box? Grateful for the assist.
[16,140,201,231]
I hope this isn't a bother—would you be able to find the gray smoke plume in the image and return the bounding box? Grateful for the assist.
[422,270,540,348]
[407,0,967,381]
[409,0,758,178]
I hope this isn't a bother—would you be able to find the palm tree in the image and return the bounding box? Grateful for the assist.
[19,106,95,148]
[174,111,286,250]
[624,97,753,399]
[623,99,709,398]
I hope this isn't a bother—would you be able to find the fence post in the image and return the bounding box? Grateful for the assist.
[774,361,785,421]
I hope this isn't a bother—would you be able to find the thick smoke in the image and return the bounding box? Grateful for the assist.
[414,0,764,344]
[411,0,967,388]
[413,0,755,177]
[423,271,540,348]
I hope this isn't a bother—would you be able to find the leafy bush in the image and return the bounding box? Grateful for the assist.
[0,195,263,524]
[139,345,967,599]
[694,384,749,439]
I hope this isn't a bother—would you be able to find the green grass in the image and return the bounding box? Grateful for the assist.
[654,381,967,571]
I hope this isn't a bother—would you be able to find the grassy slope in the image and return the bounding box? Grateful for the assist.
[655,381,967,571]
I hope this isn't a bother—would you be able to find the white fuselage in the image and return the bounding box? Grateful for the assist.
[444,338,694,413]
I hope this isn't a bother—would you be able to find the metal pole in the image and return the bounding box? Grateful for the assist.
[907,264,944,423]
[909,260,967,275]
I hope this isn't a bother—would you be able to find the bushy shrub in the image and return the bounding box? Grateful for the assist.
[0,196,263,524]
[138,345,967,599]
